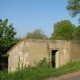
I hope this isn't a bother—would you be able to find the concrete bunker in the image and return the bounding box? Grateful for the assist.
[7,39,80,72]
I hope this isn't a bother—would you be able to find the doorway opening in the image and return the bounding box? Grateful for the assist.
[51,50,58,68]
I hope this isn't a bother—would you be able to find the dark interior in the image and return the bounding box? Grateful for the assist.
[51,50,58,68]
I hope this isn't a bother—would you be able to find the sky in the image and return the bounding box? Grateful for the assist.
[0,0,79,38]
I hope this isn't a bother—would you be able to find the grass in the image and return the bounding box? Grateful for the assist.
[1,61,80,80]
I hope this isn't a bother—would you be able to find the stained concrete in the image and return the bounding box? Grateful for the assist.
[7,39,80,72]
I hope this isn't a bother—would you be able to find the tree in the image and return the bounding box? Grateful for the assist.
[66,0,80,20]
[0,19,20,70]
[26,29,48,39]
[76,25,80,40]
[0,19,19,55]
[50,20,76,40]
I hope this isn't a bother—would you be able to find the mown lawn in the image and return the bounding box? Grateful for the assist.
[1,61,80,80]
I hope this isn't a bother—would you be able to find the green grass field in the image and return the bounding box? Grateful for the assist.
[1,61,80,80]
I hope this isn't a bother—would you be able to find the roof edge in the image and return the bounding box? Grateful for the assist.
[7,38,28,54]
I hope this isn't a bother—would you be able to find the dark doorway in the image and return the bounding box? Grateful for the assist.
[51,50,58,68]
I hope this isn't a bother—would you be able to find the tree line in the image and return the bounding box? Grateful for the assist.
[26,20,80,40]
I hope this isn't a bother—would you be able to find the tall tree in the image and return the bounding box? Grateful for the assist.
[0,19,20,70]
[0,19,18,55]
[26,29,48,39]
[50,20,76,40]
[66,0,80,20]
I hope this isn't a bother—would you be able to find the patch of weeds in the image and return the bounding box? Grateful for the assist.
[34,58,51,68]
[1,60,80,80]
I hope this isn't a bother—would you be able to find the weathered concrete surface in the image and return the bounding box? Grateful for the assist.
[7,39,80,72]
[8,41,24,72]
[70,41,80,61]
[46,71,80,80]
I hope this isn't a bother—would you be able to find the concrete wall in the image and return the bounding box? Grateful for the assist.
[24,40,70,67]
[27,40,49,66]
[8,39,80,72]
[8,41,24,72]
[49,40,70,67]
[70,41,80,61]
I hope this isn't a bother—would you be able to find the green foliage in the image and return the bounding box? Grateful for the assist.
[51,20,76,40]
[76,25,80,40]
[66,0,80,21]
[34,58,51,68]
[26,29,48,39]
[1,61,80,80]
[0,19,20,70]
[1,54,9,57]
[0,19,19,55]
[47,43,50,62]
